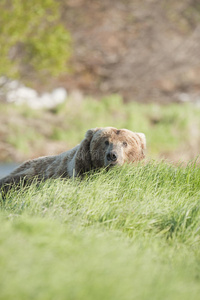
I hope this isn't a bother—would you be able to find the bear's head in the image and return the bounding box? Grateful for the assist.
[75,127,146,175]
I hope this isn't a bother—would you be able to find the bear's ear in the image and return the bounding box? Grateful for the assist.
[84,127,102,140]
[136,133,146,150]
[74,128,102,176]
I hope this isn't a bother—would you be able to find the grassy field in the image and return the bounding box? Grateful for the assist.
[1,160,200,299]
[0,95,200,161]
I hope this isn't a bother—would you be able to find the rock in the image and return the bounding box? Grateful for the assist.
[0,77,67,109]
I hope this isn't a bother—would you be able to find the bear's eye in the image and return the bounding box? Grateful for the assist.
[105,140,109,146]
[122,141,128,147]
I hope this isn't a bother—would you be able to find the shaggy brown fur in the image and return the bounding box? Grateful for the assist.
[0,127,146,195]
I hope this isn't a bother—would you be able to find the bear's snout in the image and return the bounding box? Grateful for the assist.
[106,151,118,162]
[105,146,123,167]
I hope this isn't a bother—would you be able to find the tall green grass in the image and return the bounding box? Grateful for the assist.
[1,161,200,299]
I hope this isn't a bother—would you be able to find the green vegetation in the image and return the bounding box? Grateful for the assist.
[0,0,71,79]
[1,161,200,299]
[1,95,200,160]
[1,97,200,299]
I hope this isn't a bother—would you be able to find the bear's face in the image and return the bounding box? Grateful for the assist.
[89,127,146,169]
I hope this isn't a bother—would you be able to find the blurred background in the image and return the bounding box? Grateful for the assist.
[0,0,200,173]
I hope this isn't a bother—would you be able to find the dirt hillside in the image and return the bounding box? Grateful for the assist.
[49,0,200,103]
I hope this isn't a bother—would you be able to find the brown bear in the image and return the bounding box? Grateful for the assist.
[0,127,146,195]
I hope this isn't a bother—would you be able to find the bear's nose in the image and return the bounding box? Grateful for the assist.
[107,151,118,162]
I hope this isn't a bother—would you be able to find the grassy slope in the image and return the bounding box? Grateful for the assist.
[1,161,200,300]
